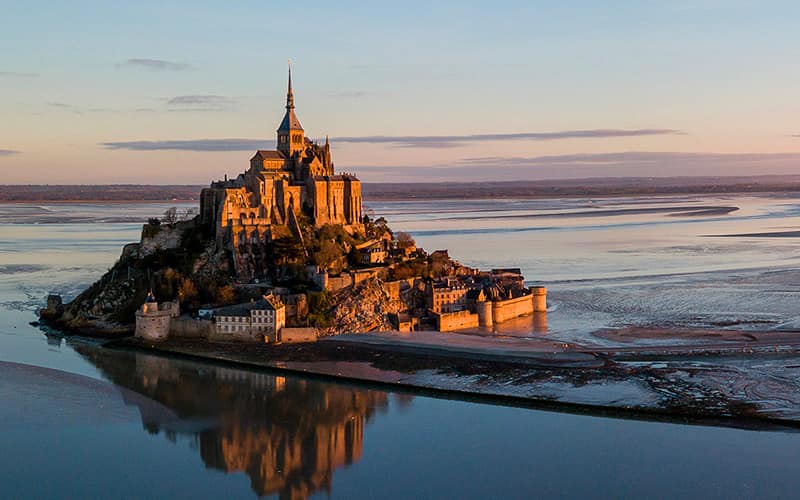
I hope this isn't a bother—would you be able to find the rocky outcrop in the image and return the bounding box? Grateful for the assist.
[324,278,404,335]
[39,294,64,320]
[41,217,234,337]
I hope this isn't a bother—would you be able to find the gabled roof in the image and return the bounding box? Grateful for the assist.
[252,150,285,160]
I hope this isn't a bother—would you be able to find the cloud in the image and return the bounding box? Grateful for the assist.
[101,138,270,152]
[329,91,373,99]
[47,102,71,108]
[346,151,800,182]
[0,71,38,78]
[166,95,230,106]
[118,58,191,71]
[165,95,236,112]
[0,149,20,156]
[99,130,681,153]
[459,151,800,167]
[334,128,684,148]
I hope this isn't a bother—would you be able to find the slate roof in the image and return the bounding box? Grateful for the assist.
[214,295,285,318]
[253,150,285,160]
[277,108,303,132]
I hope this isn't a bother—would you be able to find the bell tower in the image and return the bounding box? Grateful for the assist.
[276,62,305,156]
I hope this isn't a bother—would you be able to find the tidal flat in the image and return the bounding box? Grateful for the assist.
[5,194,800,497]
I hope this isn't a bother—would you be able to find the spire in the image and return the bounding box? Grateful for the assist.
[286,59,295,110]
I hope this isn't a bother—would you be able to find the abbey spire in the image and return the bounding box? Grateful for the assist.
[277,62,304,156]
[286,63,295,109]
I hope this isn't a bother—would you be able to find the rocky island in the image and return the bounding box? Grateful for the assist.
[38,69,800,427]
[40,68,546,343]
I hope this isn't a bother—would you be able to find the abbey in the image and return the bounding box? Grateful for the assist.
[200,68,363,244]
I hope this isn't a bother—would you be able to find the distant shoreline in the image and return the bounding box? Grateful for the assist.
[4,176,800,202]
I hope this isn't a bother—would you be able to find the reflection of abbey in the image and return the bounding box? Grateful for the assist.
[200,68,362,245]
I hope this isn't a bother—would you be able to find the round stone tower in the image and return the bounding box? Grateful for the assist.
[135,291,178,341]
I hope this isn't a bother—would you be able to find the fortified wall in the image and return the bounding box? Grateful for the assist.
[134,294,180,341]
[434,310,480,332]
[435,286,547,332]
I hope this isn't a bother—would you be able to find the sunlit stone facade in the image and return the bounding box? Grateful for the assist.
[200,68,363,245]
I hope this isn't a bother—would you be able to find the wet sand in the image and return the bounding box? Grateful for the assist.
[112,326,800,424]
[710,230,800,238]
[440,205,739,222]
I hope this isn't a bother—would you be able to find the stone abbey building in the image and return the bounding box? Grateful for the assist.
[200,68,363,248]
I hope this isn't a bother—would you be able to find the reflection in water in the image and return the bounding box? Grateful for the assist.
[74,345,393,499]
[533,311,547,333]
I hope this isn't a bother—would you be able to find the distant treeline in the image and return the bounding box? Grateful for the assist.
[362,176,800,200]
[0,184,204,202]
[4,176,800,202]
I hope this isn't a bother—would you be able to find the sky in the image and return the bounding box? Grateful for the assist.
[2,0,800,184]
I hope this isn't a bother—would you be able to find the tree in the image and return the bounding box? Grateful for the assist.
[215,285,235,305]
[315,239,344,271]
[180,207,197,221]
[162,207,178,225]
[395,231,416,250]
[374,217,392,239]
[178,277,198,304]
[272,235,306,264]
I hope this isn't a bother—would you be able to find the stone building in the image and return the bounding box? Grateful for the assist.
[427,278,470,313]
[134,291,180,341]
[200,67,363,252]
[212,294,286,343]
[355,239,388,265]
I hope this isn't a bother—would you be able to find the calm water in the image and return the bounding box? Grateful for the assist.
[3,197,800,499]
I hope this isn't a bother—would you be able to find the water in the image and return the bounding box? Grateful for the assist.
[3,196,800,498]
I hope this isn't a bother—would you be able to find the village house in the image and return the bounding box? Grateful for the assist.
[427,278,470,313]
[355,239,388,265]
[212,295,286,342]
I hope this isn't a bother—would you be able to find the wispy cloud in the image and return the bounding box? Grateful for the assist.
[346,151,800,182]
[329,91,373,99]
[334,129,684,148]
[0,71,38,79]
[165,95,236,112]
[166,95,229,106]
[118,58,191,71]
[101,138,269,152]
[99,130,683,153]
[459,151,800,167]
[0,149,20,156]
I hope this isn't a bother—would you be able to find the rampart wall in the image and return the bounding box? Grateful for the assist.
[491,294,534,324]
[435,310,479,332]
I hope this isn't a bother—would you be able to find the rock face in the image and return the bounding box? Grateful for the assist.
[42,217,234,336]
[325,278,404,335]
[39,294,64,320]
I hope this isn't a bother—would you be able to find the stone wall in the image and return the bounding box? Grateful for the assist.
[208,325,263,343]
[169,317,214,339]
[492,293,534,324]
[434,310,479,332]
[281,327,318,343]
[328,274,353,292]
